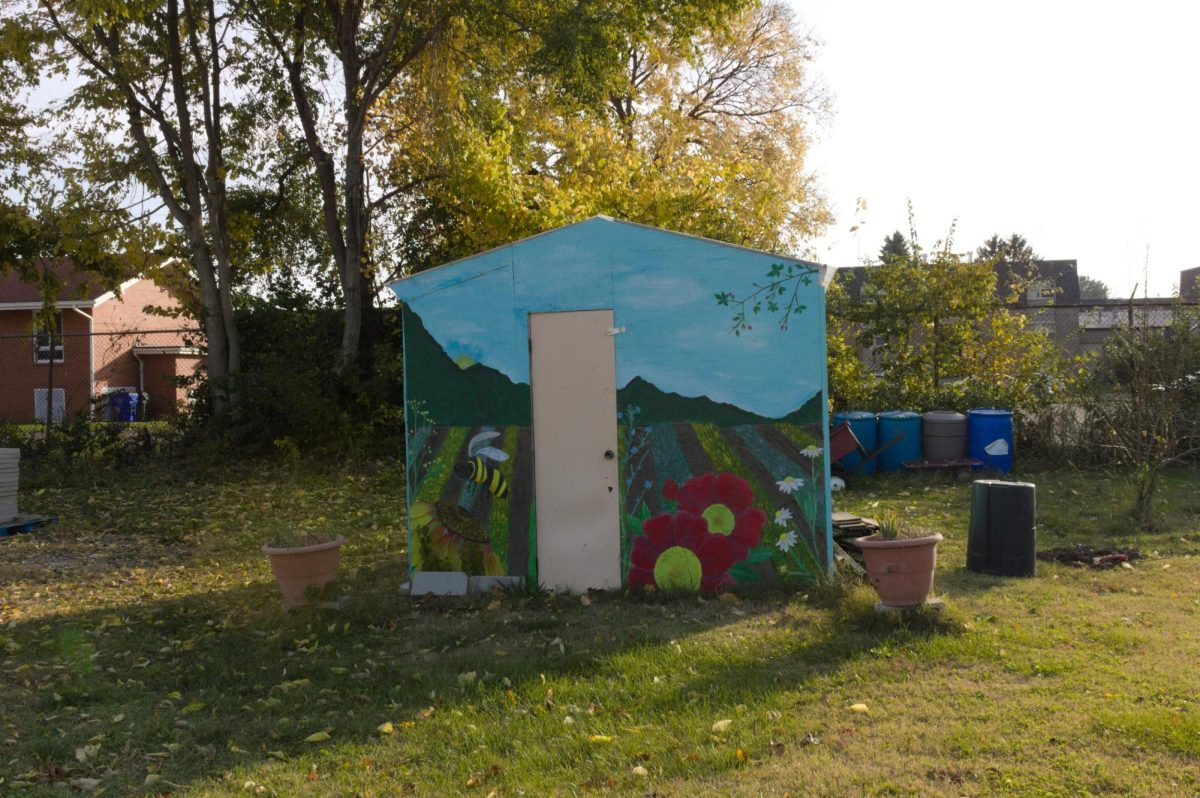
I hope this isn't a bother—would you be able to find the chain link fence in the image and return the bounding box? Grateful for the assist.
[0,328,203,424]
[1017,299,1200,358]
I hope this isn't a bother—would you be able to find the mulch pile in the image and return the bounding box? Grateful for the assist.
[1036,545,1143,568]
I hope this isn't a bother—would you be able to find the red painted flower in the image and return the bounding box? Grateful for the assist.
[627,512,736,593]
[662,472,766,561]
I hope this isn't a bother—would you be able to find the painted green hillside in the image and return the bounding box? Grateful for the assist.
[619,376,823,426]
[402,308,531,426]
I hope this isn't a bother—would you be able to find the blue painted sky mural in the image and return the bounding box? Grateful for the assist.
[392,217,825,421]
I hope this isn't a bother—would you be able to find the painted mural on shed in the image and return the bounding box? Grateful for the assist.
[392,216,832,592]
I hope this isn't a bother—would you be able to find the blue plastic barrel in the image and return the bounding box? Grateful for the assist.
[110,391,140,422]
[832,410,878,474]
[968,408,1013,472]
[878,411,922,472]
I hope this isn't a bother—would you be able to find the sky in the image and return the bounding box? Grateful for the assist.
[791,0,1200,298]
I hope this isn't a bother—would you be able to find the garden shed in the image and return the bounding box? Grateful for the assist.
[391,216,833,594]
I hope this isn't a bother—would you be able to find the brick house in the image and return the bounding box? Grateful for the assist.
[0,261,202,422]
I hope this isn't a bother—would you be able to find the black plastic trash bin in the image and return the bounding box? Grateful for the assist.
[967,480,1036,576]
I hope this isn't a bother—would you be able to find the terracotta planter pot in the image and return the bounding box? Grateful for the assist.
[263,535,345,606]
[853,533,943,608]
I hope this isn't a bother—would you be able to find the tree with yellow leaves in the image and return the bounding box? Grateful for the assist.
[378,0,831,273]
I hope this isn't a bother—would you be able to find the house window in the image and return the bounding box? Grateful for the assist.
[1025,280,1057,305]
[33,388,66,424]
[34,312,64,364]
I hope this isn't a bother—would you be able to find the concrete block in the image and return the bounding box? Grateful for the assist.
[411,571,468,596]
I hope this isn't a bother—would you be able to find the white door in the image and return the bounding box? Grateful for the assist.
[529,310,621,592]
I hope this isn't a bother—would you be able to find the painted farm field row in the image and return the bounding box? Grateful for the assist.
[405,415,828,591]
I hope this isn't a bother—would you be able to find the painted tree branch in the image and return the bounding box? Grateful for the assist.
[715,261,819,335]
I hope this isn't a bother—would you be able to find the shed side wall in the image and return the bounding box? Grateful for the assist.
[398,219,831,587]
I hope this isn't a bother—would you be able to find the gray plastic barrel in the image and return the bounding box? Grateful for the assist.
[921,410,967,462]
[967,480,1036,577]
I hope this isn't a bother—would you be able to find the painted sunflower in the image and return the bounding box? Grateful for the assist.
[410,500,503,575]
[627,511,736,593]
[662,472,766,561]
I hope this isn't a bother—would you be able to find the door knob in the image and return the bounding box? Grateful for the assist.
[604,450,615,460]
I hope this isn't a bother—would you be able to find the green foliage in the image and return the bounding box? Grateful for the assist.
[825,279,877,410]
[829,210,1069,415]
[0,419,183,481]
[878,231,910,264]
[875,509,906,541]
[976,232,1037,263]
[211,302,405,456]
[1078,275,1110,300]
[1076,306,1200,526]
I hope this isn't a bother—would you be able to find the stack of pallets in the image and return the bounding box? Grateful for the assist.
[832,511,879,544]
[0,448,18,522]
[831,512,879,571]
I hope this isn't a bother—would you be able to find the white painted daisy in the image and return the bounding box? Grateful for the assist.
[776,476,804,494]
[774,507,793,526]
[801,445,823,459]
[775,530,798,552]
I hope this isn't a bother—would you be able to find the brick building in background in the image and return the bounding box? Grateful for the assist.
[0,261,201,423]
[1181,266,1200,302]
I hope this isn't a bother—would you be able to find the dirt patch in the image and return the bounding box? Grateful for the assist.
[1037,545,1143,568]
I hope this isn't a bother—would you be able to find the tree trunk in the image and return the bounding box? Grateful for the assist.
[338,116,368,375]
[167,0,235,414]
[1133,463,1158,529]
[44,0,240,417]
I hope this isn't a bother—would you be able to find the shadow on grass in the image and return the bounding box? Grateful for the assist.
[1,559,966,794]
[937,566,1027,596]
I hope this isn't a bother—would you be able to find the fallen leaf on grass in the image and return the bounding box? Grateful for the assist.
[588,735,613,743]
[631,765,648,777]
[75,743,100,762]
[849,703,869,714]
[377,722,394,734]
[304,731,331,743]
[736,747,749,765]
[712,719,732,733]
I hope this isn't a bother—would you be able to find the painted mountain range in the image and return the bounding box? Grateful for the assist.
[402,308,821,428]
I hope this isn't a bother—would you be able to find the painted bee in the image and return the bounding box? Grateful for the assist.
[454,431,510,499]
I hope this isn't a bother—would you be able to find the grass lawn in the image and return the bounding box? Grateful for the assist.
[2,457,1199,797]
